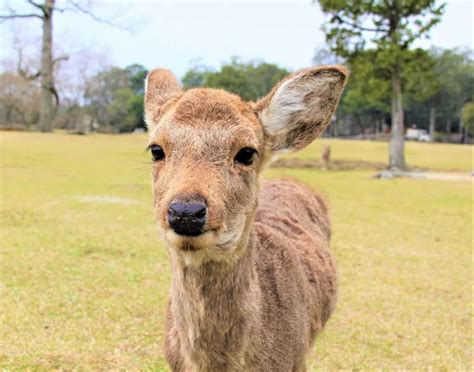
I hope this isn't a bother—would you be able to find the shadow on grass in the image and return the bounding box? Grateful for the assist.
[271,158,387,171]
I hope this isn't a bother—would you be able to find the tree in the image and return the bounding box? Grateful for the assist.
[318,0,445,170]
[107,87,141,132]
[182,59,289,101]
[321,47,438,137]
[124,64,148,128]
[84,66,129,127]
[0,0,124,132]
[246,62,289,100]
[338,50,391,135]
[400,48,473,141]
[461,102,474,137]
[125,64,148,96]
[0,72,41,128]
[84,64,147,132]
[182,65,211,90]
[426,48,473,139]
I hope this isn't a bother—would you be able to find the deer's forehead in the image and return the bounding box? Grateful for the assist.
[152,124,261,151]
[164,88,260,127]
[172,93,238,125]
[150,89,264,149]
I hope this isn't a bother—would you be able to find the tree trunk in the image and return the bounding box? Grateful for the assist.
[445,119,451,142]
[18,109,30,130]
[378,117,385,135]
[389,64,406,170]
[5,105,13,123]
[429,107,436,139]
[354,113,366,138]
[39,0,55,132]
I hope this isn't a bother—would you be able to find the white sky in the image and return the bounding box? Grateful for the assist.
[0,0,472,78]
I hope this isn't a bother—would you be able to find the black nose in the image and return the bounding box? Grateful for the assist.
[167,197,207,236]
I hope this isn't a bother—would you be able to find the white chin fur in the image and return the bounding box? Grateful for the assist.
[164,229,217,250]
[163,222,247,267]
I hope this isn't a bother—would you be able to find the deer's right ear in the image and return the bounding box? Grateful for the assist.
[144,69,182,130]
[255,65,348,152]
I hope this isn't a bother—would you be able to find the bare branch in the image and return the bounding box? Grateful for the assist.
[51,6,67,13]
[18,59,41,80]
[15,47,41,80]
[50,85,60,110]
[19,70,41,80]
[66,0,130,31]
[27,0,68,15]
[53,55,69,66]
[0,13,42,22]
[0,0,44,23]
[26,0,45,12]
[401,18,439,49]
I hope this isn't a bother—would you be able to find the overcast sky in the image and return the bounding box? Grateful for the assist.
[0,0,472,78]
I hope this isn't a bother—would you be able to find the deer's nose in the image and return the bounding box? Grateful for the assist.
[167,197,207,236]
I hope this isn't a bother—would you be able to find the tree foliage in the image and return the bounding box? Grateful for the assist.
[318,0,445,60]
[329,47,437,129]
[320,45,472,138]
[0,0,125,132]
[339,50,391,116]
[400,47,473,133]
[428,48,473,127]
[461,102,474,136]
[0,72,41,128]
[84,64,148,132]
[182,59,289,101]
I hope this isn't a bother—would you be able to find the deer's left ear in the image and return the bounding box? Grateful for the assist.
[144,68,182,131]
[255,65,348,152]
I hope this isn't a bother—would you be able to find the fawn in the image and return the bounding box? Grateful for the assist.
[144,65,347,371]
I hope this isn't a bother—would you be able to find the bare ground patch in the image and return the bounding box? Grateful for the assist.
[375,170,473,181]
[271,158,387,171]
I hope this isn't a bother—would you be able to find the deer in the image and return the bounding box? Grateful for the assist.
[321,144,331,170]
[144,65,348,371]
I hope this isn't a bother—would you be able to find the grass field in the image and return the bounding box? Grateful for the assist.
[1,132,472,370]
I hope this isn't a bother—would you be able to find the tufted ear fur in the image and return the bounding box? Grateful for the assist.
[255,65,348,152]
[144,68,182,130]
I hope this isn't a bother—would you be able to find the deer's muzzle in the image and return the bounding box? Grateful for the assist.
[167,195,207,236]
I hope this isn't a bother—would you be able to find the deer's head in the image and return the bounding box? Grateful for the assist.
[144,66,347,265]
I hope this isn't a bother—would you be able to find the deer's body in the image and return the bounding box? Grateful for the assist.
[165,180,336,371]
[144,66,347,371]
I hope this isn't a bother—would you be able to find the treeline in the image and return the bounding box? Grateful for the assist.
[330,47,474,142]
[0,49,472,141]
[0,63,149,134]
[0,58,289,134]
[182,50,473,142]
[182,58,288,101]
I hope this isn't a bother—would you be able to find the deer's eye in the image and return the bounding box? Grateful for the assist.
[150,145,165,161]
[235,147,257,166]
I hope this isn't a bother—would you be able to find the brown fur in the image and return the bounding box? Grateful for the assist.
[144,66,348,371]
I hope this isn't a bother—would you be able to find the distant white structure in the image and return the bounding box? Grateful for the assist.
[406,128,431,142]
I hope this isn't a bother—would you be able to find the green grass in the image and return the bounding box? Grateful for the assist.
[1,132,472,370]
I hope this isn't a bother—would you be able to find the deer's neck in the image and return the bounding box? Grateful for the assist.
[169,231,261,370]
